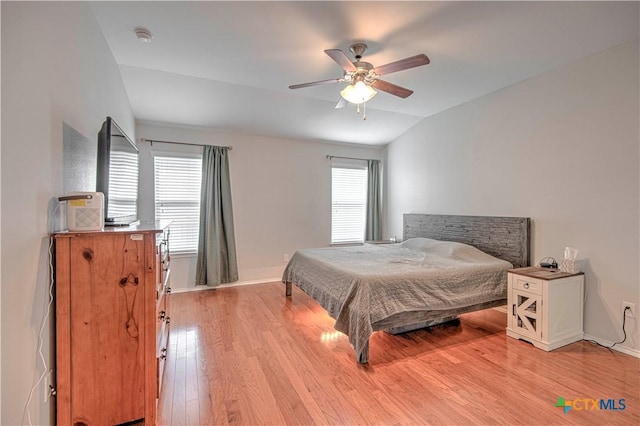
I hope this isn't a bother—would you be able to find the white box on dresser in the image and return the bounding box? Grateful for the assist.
[506,267,584,351]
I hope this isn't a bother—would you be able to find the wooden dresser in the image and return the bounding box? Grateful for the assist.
[54,221,171,425]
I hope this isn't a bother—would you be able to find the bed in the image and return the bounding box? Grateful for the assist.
[282,214,531,363]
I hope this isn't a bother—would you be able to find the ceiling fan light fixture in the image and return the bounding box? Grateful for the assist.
[340,81,377,104]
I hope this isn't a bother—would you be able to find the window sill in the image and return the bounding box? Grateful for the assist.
[170,251,197,259]
[365,240,400,245]
[330,242,364,247]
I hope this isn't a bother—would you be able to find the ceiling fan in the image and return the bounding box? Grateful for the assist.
[289,43,430,110]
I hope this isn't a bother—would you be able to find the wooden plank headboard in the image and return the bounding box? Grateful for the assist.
[403,214,531,268]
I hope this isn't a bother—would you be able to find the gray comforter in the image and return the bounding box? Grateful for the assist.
[282,238,512,362]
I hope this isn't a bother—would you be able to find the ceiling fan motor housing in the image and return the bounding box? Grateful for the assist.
[349,43,368,60]
[347,45,377,85]
[353,61,376,84]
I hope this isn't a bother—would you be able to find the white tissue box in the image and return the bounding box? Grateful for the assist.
[560,258,585,273]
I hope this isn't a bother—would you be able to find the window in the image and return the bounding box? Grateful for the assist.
[331,163,368,244]
[154,154,202,254]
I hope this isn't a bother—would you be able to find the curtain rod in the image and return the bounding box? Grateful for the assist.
[140,138,232,150]
[326,155,376,162]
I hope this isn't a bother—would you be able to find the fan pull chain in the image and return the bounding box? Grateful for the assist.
[354,102,367,120]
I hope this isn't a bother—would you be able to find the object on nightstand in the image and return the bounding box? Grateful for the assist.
[538,256,558,269]
[559,246,578,273]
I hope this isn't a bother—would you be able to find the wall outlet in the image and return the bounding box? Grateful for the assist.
[43,369,54,403]
[283,253,290,262]
[622,301,635,319]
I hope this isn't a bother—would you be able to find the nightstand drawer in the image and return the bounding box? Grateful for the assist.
[513,275,543,295]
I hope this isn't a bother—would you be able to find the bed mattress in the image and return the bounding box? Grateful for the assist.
[282,238,512,361]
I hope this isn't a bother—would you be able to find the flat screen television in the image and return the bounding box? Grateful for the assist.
[96,117,140,226]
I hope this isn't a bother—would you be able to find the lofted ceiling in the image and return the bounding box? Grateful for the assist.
[90,1,639,145]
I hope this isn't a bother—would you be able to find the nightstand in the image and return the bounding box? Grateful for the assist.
[506,267,584,351]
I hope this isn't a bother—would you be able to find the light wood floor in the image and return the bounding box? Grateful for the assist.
[158,282,639,425]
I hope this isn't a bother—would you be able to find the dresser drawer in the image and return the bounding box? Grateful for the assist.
[155,288,169,397]
[156,241,169,283]
[512,275,543,295]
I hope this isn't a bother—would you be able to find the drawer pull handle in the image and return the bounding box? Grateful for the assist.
[167,287,172,295]
[166,317,171,325]
[512,304,516,316]
[160,348,167,360]
[159,310,166,320]
[523,282,529,289]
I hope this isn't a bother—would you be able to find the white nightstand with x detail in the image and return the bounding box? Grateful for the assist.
[506,267,584,351]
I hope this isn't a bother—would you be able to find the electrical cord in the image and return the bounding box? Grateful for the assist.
[537,256,558,269]
[22,201,62,425]
[21,236,55,426]
[585,307,631,350]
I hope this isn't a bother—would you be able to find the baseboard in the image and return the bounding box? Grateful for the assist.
[490,309,639,358]
[582,333,640,358]
[170,277,282,294]
[492,305,508,313]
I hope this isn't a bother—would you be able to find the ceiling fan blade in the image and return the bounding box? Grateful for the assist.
[324,49,357,72]
[334,97,348,109]
[289,77,344,90]
[373,54,430,76]
[371,79,414,98]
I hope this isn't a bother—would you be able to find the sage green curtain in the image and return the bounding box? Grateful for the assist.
[195,146,238,286]
[365,159,382,241]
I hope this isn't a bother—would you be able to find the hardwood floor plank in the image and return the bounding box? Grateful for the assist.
[156,338,176,423]
[258,331,320,424]
[185,399,199,426]
[158,283,640,425]
[192,294,229,426]
[184,327,200,425]
[194,324,215,426]
[170,327,187,425]
[157,300,180,425]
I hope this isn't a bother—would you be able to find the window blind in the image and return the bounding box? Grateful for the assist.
[107,150,138,217]
[331,166,368,244]
[154,155,202,254]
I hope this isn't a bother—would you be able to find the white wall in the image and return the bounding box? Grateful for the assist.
[384,41,640,354]
[136,122,384,291]
[0,4,3,419]
[1,3,134,424]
